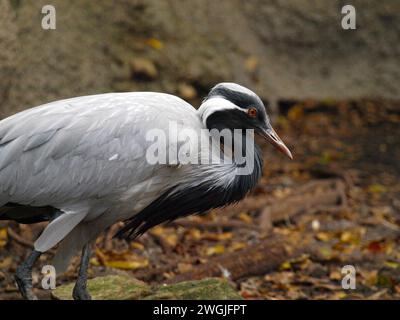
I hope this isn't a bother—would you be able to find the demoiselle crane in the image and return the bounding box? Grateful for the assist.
[0,83,292,299]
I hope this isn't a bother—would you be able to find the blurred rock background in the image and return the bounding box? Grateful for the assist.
[0,0,399,118]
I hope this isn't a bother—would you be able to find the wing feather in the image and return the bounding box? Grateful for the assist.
[0,92,201,208]
[0,136,27,171]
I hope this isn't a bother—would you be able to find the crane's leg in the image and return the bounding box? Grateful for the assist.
[15,250,42,300]
[72,242,92,300]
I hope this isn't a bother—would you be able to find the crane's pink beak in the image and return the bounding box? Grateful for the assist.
[260,127,293,159]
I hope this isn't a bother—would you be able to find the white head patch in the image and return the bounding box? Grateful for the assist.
[198,97,247,126]
[214,82,258,98]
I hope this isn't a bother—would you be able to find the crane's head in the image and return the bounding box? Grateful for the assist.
[199,82,292,159]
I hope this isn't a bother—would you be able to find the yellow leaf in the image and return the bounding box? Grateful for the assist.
[0,256,12,269]
[150,225,165,236]
[238,212,252,224]
[333,292,348,300]
[279,261,291,271]
[145,38,164,50]
[340,231,354,243]
[90,257,100,266]
[95,248,149,270]
[385,261,400,269]
[186,228,202,240]
[319,247,333,259]
[130,242,144,250]
[104,259,149,270]
[316,232,333,242]
[244,56,259,72]
[361,270,377,286]
[0,228,8,248]
[178,83,197,100]
[206,245,225,256]
[151,226,178,247]
[203,232,232,241]
[164,234,178,247]
[329,270,342,281]
[217,232,233,240]
[368,184,387,194]
[230,242,246,251]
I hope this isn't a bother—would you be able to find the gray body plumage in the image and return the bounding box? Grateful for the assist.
[0,90,246,271]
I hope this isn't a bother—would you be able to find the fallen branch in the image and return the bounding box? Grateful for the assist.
[167,234,305,283]
[258,179,347,234]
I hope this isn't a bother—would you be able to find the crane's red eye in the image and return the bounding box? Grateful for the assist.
[248,107,257,118]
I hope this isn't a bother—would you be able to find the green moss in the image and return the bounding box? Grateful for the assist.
[51,275,242,300]
[144,278,242,300]
[52,275,151,300]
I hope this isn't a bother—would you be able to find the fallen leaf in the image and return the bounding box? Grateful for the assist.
[145,38,164,50]
[130,242,144,250]
[384,261,400,269]
[90,257,100,266]
[178,83,197,100]
[368,184,387,194]
[202,232,232,241]
[229,242,247,251]
[366,240,385,253]
[340,231,359,244]
[95,248,149,270]
[238,212,252,223]
[0,228,7,248]
[205,245,225,256]
[329,269,342,281]
[332,292,348,300]
[316,231,333,242]
[130,57,158,79]
[244,56,259,72]
[0,256,12,269]
[279,261,292,271]
[104,259,149,270]
[360,270,377,286]
[185,228,202,240]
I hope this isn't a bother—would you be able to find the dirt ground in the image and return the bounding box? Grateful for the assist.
[0,99,399,300]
